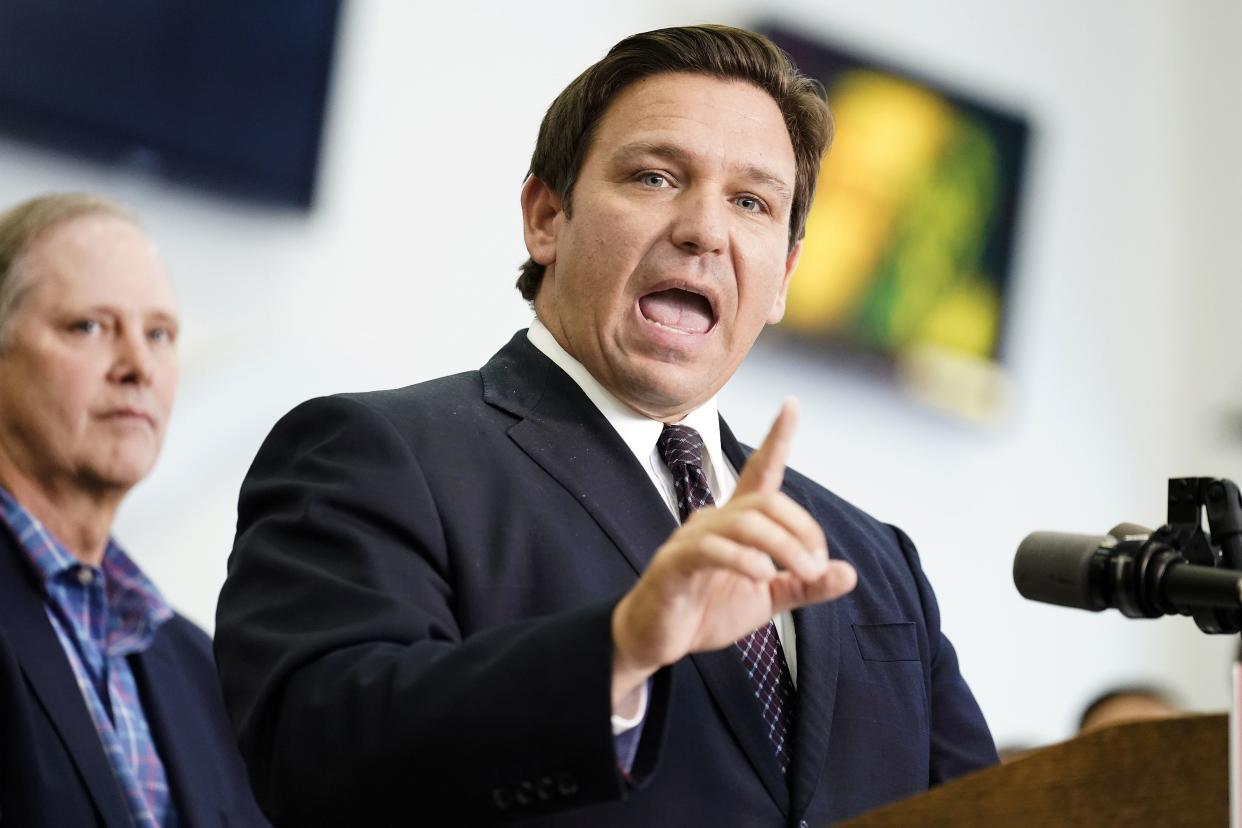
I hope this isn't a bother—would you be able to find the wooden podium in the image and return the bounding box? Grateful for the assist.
[836,714,1227,828]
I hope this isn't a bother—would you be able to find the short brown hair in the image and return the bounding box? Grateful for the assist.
[0,193,133,342]
[516,24,834,301]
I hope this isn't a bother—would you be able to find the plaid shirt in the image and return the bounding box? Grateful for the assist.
[0,487,179,828]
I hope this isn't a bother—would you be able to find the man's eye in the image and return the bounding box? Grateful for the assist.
[69,319,101,335]
[736,195,767,214]
[638,172,669,188]
[148,327,176,344]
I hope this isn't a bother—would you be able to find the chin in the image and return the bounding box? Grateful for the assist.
[620,368,713,418]
[87,457,159,493]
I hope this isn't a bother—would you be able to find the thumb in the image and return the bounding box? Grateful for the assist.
[735,397,798,497]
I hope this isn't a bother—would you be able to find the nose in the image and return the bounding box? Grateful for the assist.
[669,188,727,255]
[109,327,155,386]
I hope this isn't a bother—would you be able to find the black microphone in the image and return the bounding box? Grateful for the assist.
[1013,529,1242,618]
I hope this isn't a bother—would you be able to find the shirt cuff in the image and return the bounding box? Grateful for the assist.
[611,679,650,775]
[610,678,648,734]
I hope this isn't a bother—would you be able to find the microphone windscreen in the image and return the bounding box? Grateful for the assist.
[1013,532,1110,611]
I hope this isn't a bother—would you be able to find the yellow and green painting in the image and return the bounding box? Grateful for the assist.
[764,25,1030,420]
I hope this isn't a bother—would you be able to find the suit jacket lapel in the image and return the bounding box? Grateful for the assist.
[721,418,840,821]
[481,332,676,577]
[787,576,840,819]
[0,536,133,828]
[133,641,212,827]
[685,646,792,814]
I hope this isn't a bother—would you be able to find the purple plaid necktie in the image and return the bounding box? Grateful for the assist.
[656,423,796,774]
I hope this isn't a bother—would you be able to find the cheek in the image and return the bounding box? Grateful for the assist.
[734,242,791,318]
[155,367,180,414]
[734,274,779,325]
[8,352,99,436]
[580,204,654,278]
[51,372,101,423]
[565,242,628,319]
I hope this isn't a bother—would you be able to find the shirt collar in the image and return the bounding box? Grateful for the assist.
[0,484,172,639]
[526,317,726,473]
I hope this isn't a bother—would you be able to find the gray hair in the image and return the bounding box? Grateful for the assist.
[0,193,135,345]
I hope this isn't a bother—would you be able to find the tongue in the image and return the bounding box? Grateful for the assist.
[639,289,713,334]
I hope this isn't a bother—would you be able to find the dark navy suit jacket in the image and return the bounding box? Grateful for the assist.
[215,331,997,827]
[0,530,268,827]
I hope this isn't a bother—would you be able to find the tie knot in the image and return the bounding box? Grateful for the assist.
[657,423,707,472]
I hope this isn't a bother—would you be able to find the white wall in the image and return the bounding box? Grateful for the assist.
[1174,0,1242,729]
[2,0,1237,749]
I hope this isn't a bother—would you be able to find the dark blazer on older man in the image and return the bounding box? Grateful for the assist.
[214,330,997,828]
[0,530,269,827]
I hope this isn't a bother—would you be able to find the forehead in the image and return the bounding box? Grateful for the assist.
[586,72,796,180]
[19,213,176,312]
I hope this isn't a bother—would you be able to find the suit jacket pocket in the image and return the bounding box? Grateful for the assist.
[834,621,930,795]
[850,622,918,662]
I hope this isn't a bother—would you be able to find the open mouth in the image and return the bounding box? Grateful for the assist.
[638,287,716,334]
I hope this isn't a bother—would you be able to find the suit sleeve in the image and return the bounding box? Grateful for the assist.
[214,395,656,826]
[890,525,999,782]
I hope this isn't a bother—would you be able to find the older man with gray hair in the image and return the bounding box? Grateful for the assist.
[0,194,266,827]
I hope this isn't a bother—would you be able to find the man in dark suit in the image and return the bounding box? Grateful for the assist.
[215,25,997,827]
[0,194,267,827]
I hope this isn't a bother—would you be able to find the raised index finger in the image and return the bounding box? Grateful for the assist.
[735,397,798,497]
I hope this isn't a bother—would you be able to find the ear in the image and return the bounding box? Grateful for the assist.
[766,239,802,324]
[521,175,563,267]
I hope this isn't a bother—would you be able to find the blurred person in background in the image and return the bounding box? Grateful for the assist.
[0,194,267,827]
[1077,684,1180,733]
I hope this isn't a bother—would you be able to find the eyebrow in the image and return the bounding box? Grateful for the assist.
[147,310,181,328]
[609,140,794,206]
[78,304,181,326]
